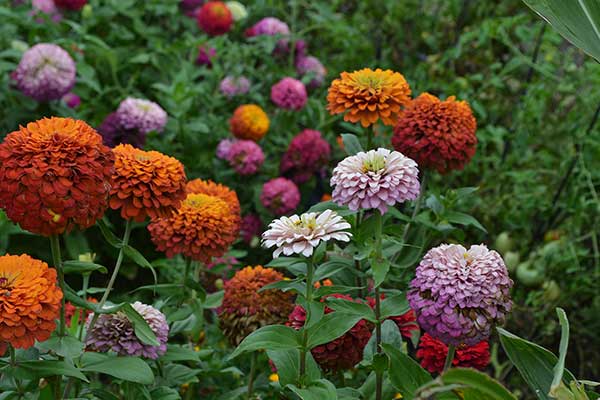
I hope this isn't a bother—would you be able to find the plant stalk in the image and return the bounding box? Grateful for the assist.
[49,235,65,337]
[392,172,427,265]
[443,344,456,372]
[299,256,314,386]
[373,211,384,400]
[247,352,257,399]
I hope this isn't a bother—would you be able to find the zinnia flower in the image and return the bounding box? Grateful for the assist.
[280,129,331,184]
[148,193,239,263]
[245,17,289,37]
[327,68,411,127]
[229,104,270,141]
[226,140,265,175]
[240,214,262,244]
[220,76,251,98]
[407,244,513,346]
[0,254,63,349]
[196,45,216,67]
[54,0,87,10]
[85,301,168,359]
[392,93,477,174]
[98,112,146,148]
[65,297,96,326]
[115,97,168,134]
[260,177,300,216]
[262,209,351,258]
[225,1,246,21]
[109,144,187,222]
[0,117,114,236]
[218,266,294,345]
[31,0,62,22]
[216,138,234,159]
[296,56,327,89]
[417,333,490,374]
[186,178,241,218]
[180,0,203,17]
[62,92,80,108]
[330,148,420,214]
[196,1,233,36]
[12,43,75,102]
[271,77,307,111]
[287,294,371,371]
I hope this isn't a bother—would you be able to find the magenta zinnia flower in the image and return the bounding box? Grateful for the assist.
[296,56,326,89]
[408,244,513,346]
[116,97,167,134]
[220,76,251,98]
[12,43,75,101]
[62,92,80,108]
[271,77,307,110]
[85,302,169,359]
[240,214,262,244]
[227,140,265,175]
[260,177,300,216]
[196,45,216,67]
[280,129,331,184]
[330,148,420,214]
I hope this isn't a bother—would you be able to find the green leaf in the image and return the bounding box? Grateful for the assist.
[314,285,362,298]
[123,244,158,283]
[307,313,363,348]
[121,303,160,346]
[229,325,301,359]
[551,308,570,394]
[326,297,376,322]
[8,360,88,382]
[313,258,353,282]
[159,345,205,362]
[62,260,107,274]
[267,349,321,387]
[81,353,154,384]
[203,291,223,309]
[382,343,432,399]
[441,368,516,400]
[161,364,200,385]
[445,211,487,233]
[370,255,391,288]
[150,387,181,400]
[341,133,364,155]
[36,335,84,359]
[97,218,123,248]
[287,379,338,400]
[380,294,410,319]
[363,320,403,363]
[523,0,600,62]
[498,327,577,400]
[261,278,306,295]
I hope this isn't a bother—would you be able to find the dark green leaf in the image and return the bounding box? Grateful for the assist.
[287,379,338,400]
[314,285,362,298]
[314,258,353,282]
[326,297,376,322]
[229,325,301,359]
[81,353,154,384]
[62,260,107,274]
[267,349,321,387]
[8,360,88,382]
[203,291,223,309]
[97,218,123,248]
[370,255,391,288]
[121,303,160,346]
[445,211,487,233]
[159,345,206,362]
[307,313,363,348]
[441,368,516,400]
[551,308,569,394]
[380,294,410,320]
[150,387,181,400]
[382,343,432,399]
[363,320,403,363]
[36,335,84,359]
[122,245,158,283]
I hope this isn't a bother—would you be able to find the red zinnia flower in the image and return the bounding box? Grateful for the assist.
[416,333,490,374]
[196,1,233,36]
[392,93,477,174]
[366,296,419,340]
[54,0,87,10]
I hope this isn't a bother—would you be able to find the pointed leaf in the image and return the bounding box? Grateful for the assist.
[81,352,154,384]
[229,325,301,359]
[121,303,160,346]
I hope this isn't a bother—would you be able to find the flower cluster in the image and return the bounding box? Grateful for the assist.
[0,254,62,349]
[219,266,294,345]
[85,302,168,359]
[392,93,477,174]
[271,77,307,110]
[408,244,513,346]
[0,117,114,236]
[229,104,270,141]
[280,129,331,184]
[330,148,420,214]
[260,177,300,216]
[417,333,490,374]
[109,144,187,222]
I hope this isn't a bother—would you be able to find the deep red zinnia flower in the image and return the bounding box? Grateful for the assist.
[392,93,477,174]
[196,1,233,36]
[416,333,490,374]
[287,294,371,371]
[280,129,331,184]
[54,0,87,10]
[366,296,419,340]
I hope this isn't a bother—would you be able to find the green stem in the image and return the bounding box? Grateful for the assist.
[9,345,16,366]
[299,256,314,386]
[373,211,384,400]
[392,172,427,264]
[78,274,90,340]
[443,344,456,372]
[247,352,257,399]
[49,235,65,337]
[355,211,364,297]
[87,219,133,332]
[367,126,374,150]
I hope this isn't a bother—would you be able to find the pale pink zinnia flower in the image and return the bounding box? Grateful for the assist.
[330,148,420,214]
[262,209,352,258]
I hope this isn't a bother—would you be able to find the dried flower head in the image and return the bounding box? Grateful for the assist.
[229,104,270,141]
[327,68,411,127]
[0,117,114,236]
[392,93,477,174]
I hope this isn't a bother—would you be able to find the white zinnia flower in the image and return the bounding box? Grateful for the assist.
[262,209,352,258]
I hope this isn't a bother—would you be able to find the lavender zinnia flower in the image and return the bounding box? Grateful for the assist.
[296,55,327,89]
[330,148,420,214]
[246,17,290,37]
[62,92,80,108]
[220,76,251,98]
[260,177,300,216]
[271,77,307,111]
[262,210,352,258]
[216,138,234,160]
[280,129,331,184]
[12,43,75,102]
[408,244,513,346]
[85,301,169,359]
[98,112,146,148]
[227,140,265,175]
[116,97,167,134]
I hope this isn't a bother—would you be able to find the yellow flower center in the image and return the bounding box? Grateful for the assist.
[362,154,386,173]
[184,193,216,208]
[269,373,279,382]
[47,208,62,223]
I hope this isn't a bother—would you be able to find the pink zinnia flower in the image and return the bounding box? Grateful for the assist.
[31,0,62,22]
[260,177,300,216]
[271,77,307,110]
[330,148,420,214]
[219,76,251,98]
[227,140,265,175]
[296,55,326,89]
[116,97,168,134]
[216,138,234,160]
[280,129,331,184]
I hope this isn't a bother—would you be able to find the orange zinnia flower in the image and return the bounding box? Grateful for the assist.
[0,254,63,349]
[109,144,187,221]
[327,68,411,127]
[219,266,294,345]
[392,93,477,174]
[0,117,114,236]
[229,104,270,141]
[148,193,239,263]
[186,178,241,217]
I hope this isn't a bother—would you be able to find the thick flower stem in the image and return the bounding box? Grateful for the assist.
[443,344,456,372]
[247,351,257,399]
[373,211,384,400]
[299,256,314,386]
[88,219,133,332]
[49,235,65,337]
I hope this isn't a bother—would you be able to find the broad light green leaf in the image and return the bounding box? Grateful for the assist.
[36,335,84,359]
[551,308,570,395]
[380,294,410,319]
[287,379,338,400]
[229,325,301,359]
[341,133,363,155]
[441,368,516,400]
[8,360,88,382]
[267,349,321,387]
[81,353,154,384]
[326,297,376,322]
